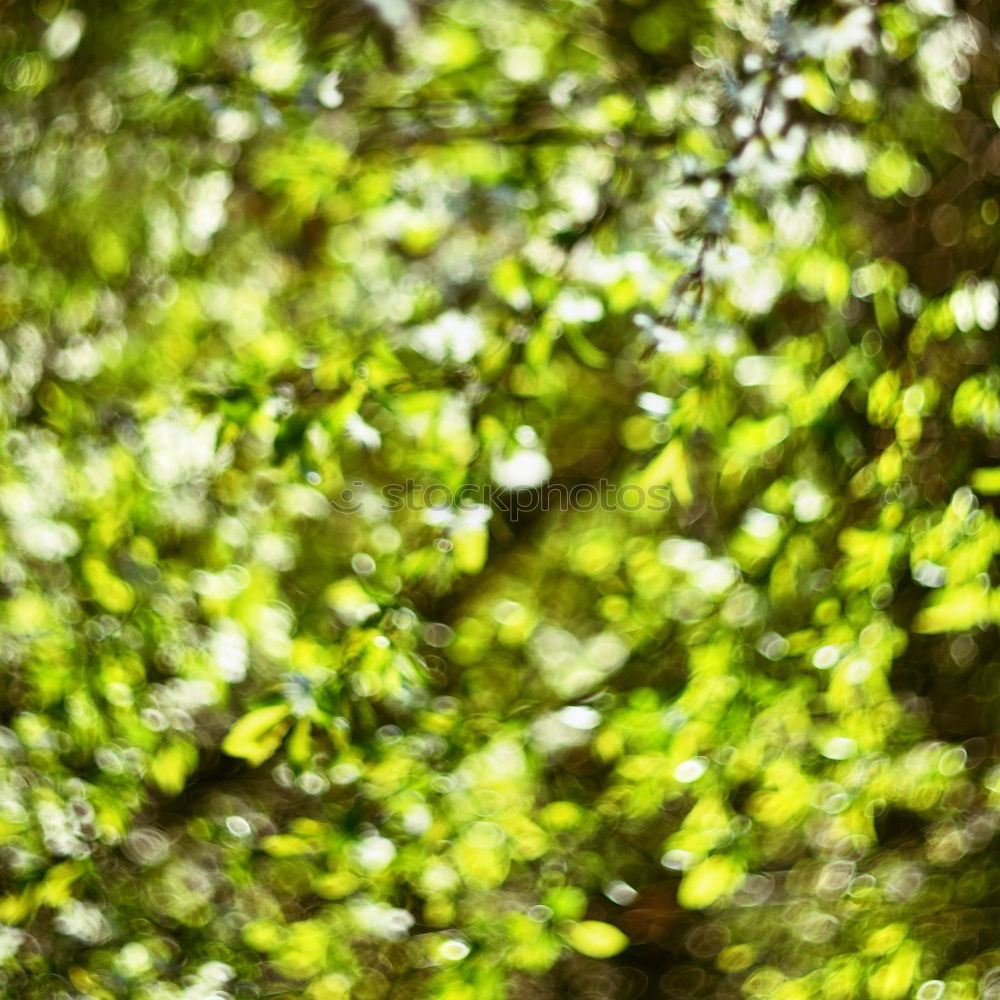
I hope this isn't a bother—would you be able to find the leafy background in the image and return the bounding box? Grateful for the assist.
[1,0,999,998]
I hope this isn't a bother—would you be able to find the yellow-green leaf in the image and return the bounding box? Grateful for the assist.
[222,704,293,766]
[286,716,313,767]
[971,467,1000,494]
[677,854,744,910]
[868,941,920,1000]
[563,920,629,959]
[149,737,198,795]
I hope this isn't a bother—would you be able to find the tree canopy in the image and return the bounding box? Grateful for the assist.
[1,0,999,998]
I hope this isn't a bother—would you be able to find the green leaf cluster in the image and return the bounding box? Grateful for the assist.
[0,1,999,999]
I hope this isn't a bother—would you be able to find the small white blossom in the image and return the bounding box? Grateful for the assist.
[354,834,396,871]
[55,901,112,944]
[0,926,25,961]
[350,900,414,939]
[492,449,551,489]
[411,311,483,364]
[345,412,381,450]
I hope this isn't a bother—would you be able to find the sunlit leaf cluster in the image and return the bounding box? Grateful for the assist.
[1,1,999,998]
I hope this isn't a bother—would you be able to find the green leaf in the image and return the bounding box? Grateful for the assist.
[868,942,920,1000]
[221,704,293,766]
[286,716,313,767]
[971,467,1000,494]
[563,921,629,959]
[677,854,744,910]
[148,737,198,795]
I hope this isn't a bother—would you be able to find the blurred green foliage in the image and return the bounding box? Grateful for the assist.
[1,0,1000,998]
